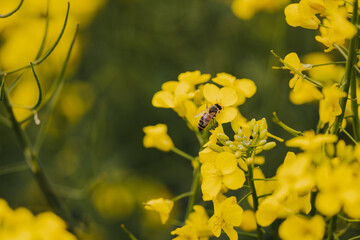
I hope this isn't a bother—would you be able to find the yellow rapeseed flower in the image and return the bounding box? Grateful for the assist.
[284,0,323,29]
[232,0,288,20]
[0,198,76,240]
[286,130,337,151]
[283,52,312,91]
[171,205,213,240]
[201,151,245,201]
[279,214,325,240]
[315,11,357,52]
[143,124,174,152]
[319,84,346,127]
[208,196,243,240]
[144,198,174,224]
[202,83,238,123]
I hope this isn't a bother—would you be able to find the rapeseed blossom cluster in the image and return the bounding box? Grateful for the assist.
[0,198,76,240]
[284,0,357,52]
[144,0,360,239]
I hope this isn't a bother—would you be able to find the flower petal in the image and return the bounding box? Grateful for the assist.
[223,169,245,190]
[220,87,238,107]
[216,107,238,123]
[152,91,175,108]
[203,84,221,104]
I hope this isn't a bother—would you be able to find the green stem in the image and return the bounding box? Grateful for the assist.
[238,191,252,204]
[341,127,358,144]
[184,160,201,220]
[247,164,264,240]
[327,215,337,240]
[171,147,195,161]
[2,92,75,233]
[0,0,23,18]
[272,112,303,136]
[311,61,346,67]
[338,214,360,223]
[172,191,192,202]
[252,178,277,181]
[332,0,358,135]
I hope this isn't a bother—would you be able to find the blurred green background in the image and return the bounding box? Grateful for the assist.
[0,0,326,239]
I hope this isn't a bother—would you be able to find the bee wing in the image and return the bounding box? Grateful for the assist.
[194,110,207,118]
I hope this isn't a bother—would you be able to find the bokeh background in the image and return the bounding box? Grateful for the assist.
[0,0,332,239]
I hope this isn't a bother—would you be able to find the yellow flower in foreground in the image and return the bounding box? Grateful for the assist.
[171,205,213,240]
[283,52,312,91]
[279,215,325,240]
[315,163,353,216]
[0,198,76,240]
[319,84,346,127]
[201,152,245,201]
[143,124,174,152]
[286,131,337,151]
[239,210,257,232]
[208,196,243,240]
[284,0,323,29]
[315,11,357,52]
[144,198,174,224]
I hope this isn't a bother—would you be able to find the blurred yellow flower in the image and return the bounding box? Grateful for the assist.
[239,210,257,232]
[319,84,346,127]
[302,52,344,85]
[171,205,213,240]
[315,13,357,52]
[232,0,288,20]
[284,0,322,29]
[286,130,337,151]
[208,196,243,240]
[144,198,174,224]
[0,198,76,240]
[289,81,323,105]
[279,214,325,240]
[143,124,174,152]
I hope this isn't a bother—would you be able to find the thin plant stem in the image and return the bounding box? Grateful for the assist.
[171,147,195,161]
[341,127,359,144]
[2,92,75,232]
[0,0,23,18]
[172,192,192,202]
[272,112,303,136]
[252,178,277,181]
[121,224,138,240]
[348,236,360,240]
[311,61,346,67]
[238,191,252,204]
[184,160,201,220]
[0,2,70,76]
[332,0,359,135]
[327,215,337,240]
[247,163,264,240]
[338,214,360,223]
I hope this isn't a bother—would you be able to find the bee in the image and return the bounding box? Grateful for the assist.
[196,103,222,131]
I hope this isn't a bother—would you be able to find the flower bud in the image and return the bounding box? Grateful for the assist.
[235,151,241,158]
[259,118,267,132]
[258,139,267,146]
[208,144,223,153]
[263,141,276,150]
[229,144,238,151]
[259,129,268,139]
[249,118,256,130]
[225,140,234,146]
[238,128,243,136]
[217,133,229,141]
